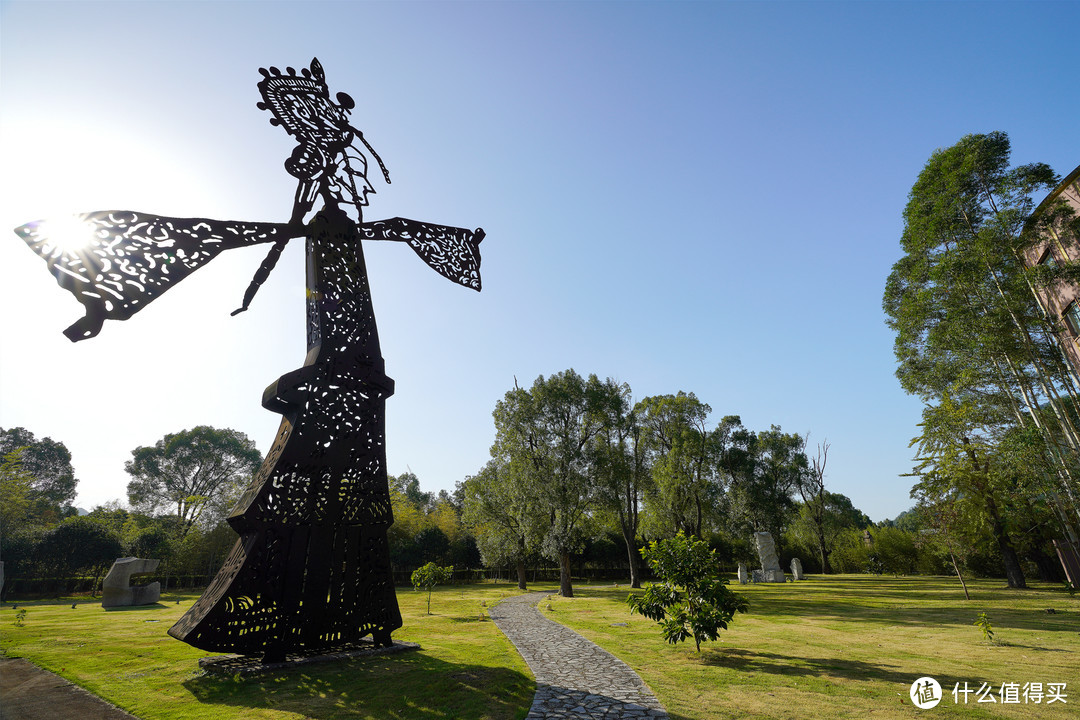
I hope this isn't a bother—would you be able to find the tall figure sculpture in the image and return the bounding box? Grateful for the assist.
[15,59,484,663]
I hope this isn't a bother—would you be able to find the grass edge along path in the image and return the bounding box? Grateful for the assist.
[0,582,540,720]
[540,575,1079,720]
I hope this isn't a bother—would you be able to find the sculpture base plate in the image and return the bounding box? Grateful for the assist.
[198,639,420,676]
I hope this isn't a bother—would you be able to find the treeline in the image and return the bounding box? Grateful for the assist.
[0,426,255,599]
[455,370,1064,596]
[6,354,1069,600]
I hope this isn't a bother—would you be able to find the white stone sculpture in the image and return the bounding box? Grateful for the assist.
[737,562,748,585]
[791,557,805,580]
[753,531,786,582]
[101,557,161,608]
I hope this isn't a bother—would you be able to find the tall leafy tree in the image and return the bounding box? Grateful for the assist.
[126,426,262,535]
[0,427,78,523]
[723,421,807,543]
[591,382,651,588]
[637,392,722,538]
[0,449,34,537]
[460,459,543,589]
[489,370,621,596]
[884,131,1080,583]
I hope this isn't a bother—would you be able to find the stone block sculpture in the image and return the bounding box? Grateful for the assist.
[753,531,786,582]
[790,557,805,580]
[737,562,748,585]
[16,58,485,663]
[102,557,161,608]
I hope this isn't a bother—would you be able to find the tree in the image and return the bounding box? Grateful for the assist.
[0,448,34,537]
[723,422,807,543]
[627,531,748,652]
[0,427,78,523]
[883,131,1080,563]
[590,381,650,588]
[35,516,122,595]
[490,370,622,597]
[637,393,722,539]
[910,397,1029,587]
[391,471,435,512]
[795,440,831,573]
[460,459,543,589]
[411,562,453,615]
[125,426,262,535]
[784,491,871,574]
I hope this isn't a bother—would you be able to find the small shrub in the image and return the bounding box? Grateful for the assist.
[974,612,995,644]
[411,562,453,615]
[627,531,748,652]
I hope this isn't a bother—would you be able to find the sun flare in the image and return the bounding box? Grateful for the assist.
[37,215,98,257]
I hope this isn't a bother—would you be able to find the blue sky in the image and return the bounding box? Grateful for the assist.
[1,0,1077,522]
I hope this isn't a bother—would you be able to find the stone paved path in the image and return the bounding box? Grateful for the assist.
[489,591,669,719]
[0,657,140,720]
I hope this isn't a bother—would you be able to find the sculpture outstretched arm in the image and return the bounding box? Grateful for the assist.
[359,217,484,291]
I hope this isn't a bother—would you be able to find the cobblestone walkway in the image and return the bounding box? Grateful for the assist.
[489,591,669,719]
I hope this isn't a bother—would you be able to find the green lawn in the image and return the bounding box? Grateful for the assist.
[1,575,1077,719]
[543,575,1079,720]
[0,582,536,720]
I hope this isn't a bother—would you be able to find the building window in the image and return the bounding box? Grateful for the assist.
[1040,248,1058,267]
[1064,302,1080,336]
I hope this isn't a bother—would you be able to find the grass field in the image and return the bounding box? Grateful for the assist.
[545,575,1079,720]
[0,582,535,719]
[1,575,1077,719]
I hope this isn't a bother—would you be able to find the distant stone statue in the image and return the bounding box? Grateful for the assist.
[102,558,161,608]
[753,532,786,582]
[737,562,748,585]
[790,557,805,580]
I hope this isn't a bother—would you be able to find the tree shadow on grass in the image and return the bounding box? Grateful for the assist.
[699,648,967,690]
[183,650,534,720]
[103,603,168,612]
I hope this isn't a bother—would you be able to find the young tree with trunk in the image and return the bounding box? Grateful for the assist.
[627,531,748,652]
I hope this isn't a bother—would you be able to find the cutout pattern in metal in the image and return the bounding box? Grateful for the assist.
[14,58,484,662]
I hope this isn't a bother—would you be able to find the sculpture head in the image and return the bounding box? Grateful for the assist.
[257,58,389,223]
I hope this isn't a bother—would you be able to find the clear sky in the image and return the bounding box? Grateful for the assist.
[1,0,1077,522]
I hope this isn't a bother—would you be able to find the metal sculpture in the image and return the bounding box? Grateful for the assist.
[15,58,484,662]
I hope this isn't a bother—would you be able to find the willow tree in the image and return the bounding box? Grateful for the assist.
[883,132,1080,580]
[590,381,650,588]
[460,458,544,590]
[489,370,622,597]
[637,392,722,538]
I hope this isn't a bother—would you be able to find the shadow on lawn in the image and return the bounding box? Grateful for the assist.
[591,580,1078,634]
[183,650,535,720]
[699,647,968,690]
